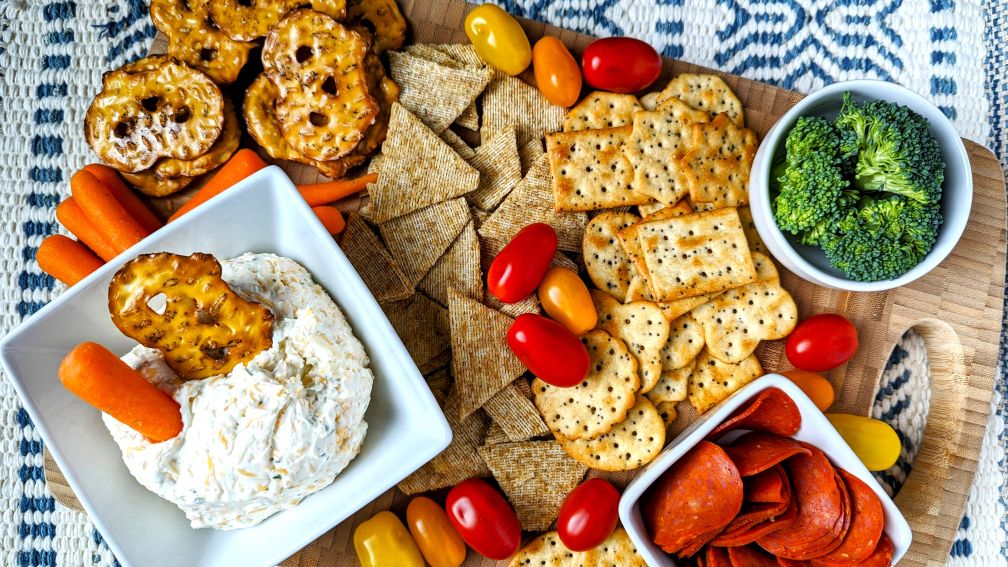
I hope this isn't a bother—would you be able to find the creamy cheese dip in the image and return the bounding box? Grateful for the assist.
[103,253,373,530]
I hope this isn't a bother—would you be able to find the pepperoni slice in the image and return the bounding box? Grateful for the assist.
[644,440,744,554]
[811,469,885,565]
[747,464,790,503]
[777,558,809,566]
[706,545,732,567]
[857,533,894,567]
[757,445,848,560]
[727,544,779,567]
[723,431,812,476]
[713,466,791,543]
[677,526,725,558]
[712,494,797,547]
[708,388,802,441]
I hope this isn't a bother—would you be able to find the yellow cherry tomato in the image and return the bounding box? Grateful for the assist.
[353,511,425,567]
[826,413,901,471]
[532,36,582,107]
[781,369,835,411]
[406,497,467,567]
[464,4,532,76]
[537,266,597,335]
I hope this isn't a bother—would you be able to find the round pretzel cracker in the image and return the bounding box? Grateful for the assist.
[263,9,378,161]
[346,0,407,54]
[121,169,194,198]
[243,74,363,179]
[108,253,274,380]
[150,0,254,85]
[154,98,241,180]
[209,0,347,42]
[85,57,224,173]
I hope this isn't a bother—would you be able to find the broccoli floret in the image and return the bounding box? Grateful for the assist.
[820,195,942,281]
[783,116,857,171]
[835,93,945,204]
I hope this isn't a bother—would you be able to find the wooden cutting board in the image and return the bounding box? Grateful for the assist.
[46,1,1006,565]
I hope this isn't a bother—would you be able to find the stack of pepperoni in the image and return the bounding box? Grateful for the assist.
[641,388,893,566]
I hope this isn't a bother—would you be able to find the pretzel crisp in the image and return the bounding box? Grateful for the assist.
[150,0,254,85]
[109,253,274,380]
[262,9,378,161]
[243,74,362,179]
[210,0,347,41]
[357,52,400,158]
[121,169,194,197]
[85,57,224,173]
[346,0,407,54]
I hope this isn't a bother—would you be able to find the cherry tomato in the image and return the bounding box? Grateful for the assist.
[353,511,425,567]
[507,313,590,387]
[581,37,662,93]
[557,478,620,551]
[781,369,835,411]
[488,223,558,303]
[785,313,859,371]
[464,4,532,76]
[532,36,582,107]
[406,497,467,567]
[537,266,597,335]
[826,413,901,471]
[445,478,521,560]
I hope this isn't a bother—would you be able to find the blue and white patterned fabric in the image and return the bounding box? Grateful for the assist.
[0,0,1003,565]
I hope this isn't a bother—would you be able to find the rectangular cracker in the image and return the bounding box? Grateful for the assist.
[482,381,550,442]
[339,214,414,303]
[638,207,757,301]
[467,126,522,210]
[478,154,588,252]
[418,220,482,306]
[546,126,649,211]
[617,199,696,293]
[389,51,493,133]
[482,75,565,146]
[367,104,480,222]
[623,97,711,204]
[380,197,471,286]
[675,114,758,208]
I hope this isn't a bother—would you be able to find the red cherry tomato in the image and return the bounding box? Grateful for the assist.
[487,223,558,303]
[507,313,590,387]
[581,37,662,93]
[557,478,620,551]
[445,478,521,560]
[785,313,858,372]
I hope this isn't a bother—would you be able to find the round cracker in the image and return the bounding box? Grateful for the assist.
[592,290,670,394]
[648,358,696,406]
[660,312,705,371]
[532,329,639,441]
[509,531,586,567]
[558,395,665,471]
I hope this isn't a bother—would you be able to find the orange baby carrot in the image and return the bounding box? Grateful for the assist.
[71,170,150,253]
[36,235,103,286]
[59,342,183,442]
[82,164,163,233]
[297,173,377,206]
[168,149,266,222]
[55,198,119,262]
[312,206,346,235]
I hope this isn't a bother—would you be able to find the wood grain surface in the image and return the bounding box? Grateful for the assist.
[46,1,1006,566]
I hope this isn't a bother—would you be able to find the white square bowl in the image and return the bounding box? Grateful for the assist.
[0,166,452,567]
[618,374,912,566]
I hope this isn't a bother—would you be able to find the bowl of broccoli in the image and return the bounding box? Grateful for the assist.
[749,80,972,291]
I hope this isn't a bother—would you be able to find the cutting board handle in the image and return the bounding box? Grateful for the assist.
[891,318,968,566]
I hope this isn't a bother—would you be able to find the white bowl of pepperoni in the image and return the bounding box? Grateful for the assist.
[618,373,911,566]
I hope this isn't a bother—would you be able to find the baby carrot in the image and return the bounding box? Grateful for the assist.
[71,170,150,253]
[82,164,163,233]
[312,206,346,235]
[59,342,183,443]
[36,235,103,286]
[297,173,377,206]
[55,197,119,262]
[168,149,266,222]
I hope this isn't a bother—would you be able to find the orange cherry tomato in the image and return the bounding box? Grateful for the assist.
[406,497,467,567]
[537,266,597,335]
[532,36,582,107]
[781,369,835,411]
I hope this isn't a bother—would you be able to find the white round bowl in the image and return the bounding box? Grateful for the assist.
[748,80,973,291]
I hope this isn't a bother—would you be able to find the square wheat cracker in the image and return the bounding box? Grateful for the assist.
[340,214,413,303]
[418,220,482,306]
[638,207,756,301]
[482,75,564,146]
[379,197,470,286]
[467,126,522,210]
[389,51,492,133]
